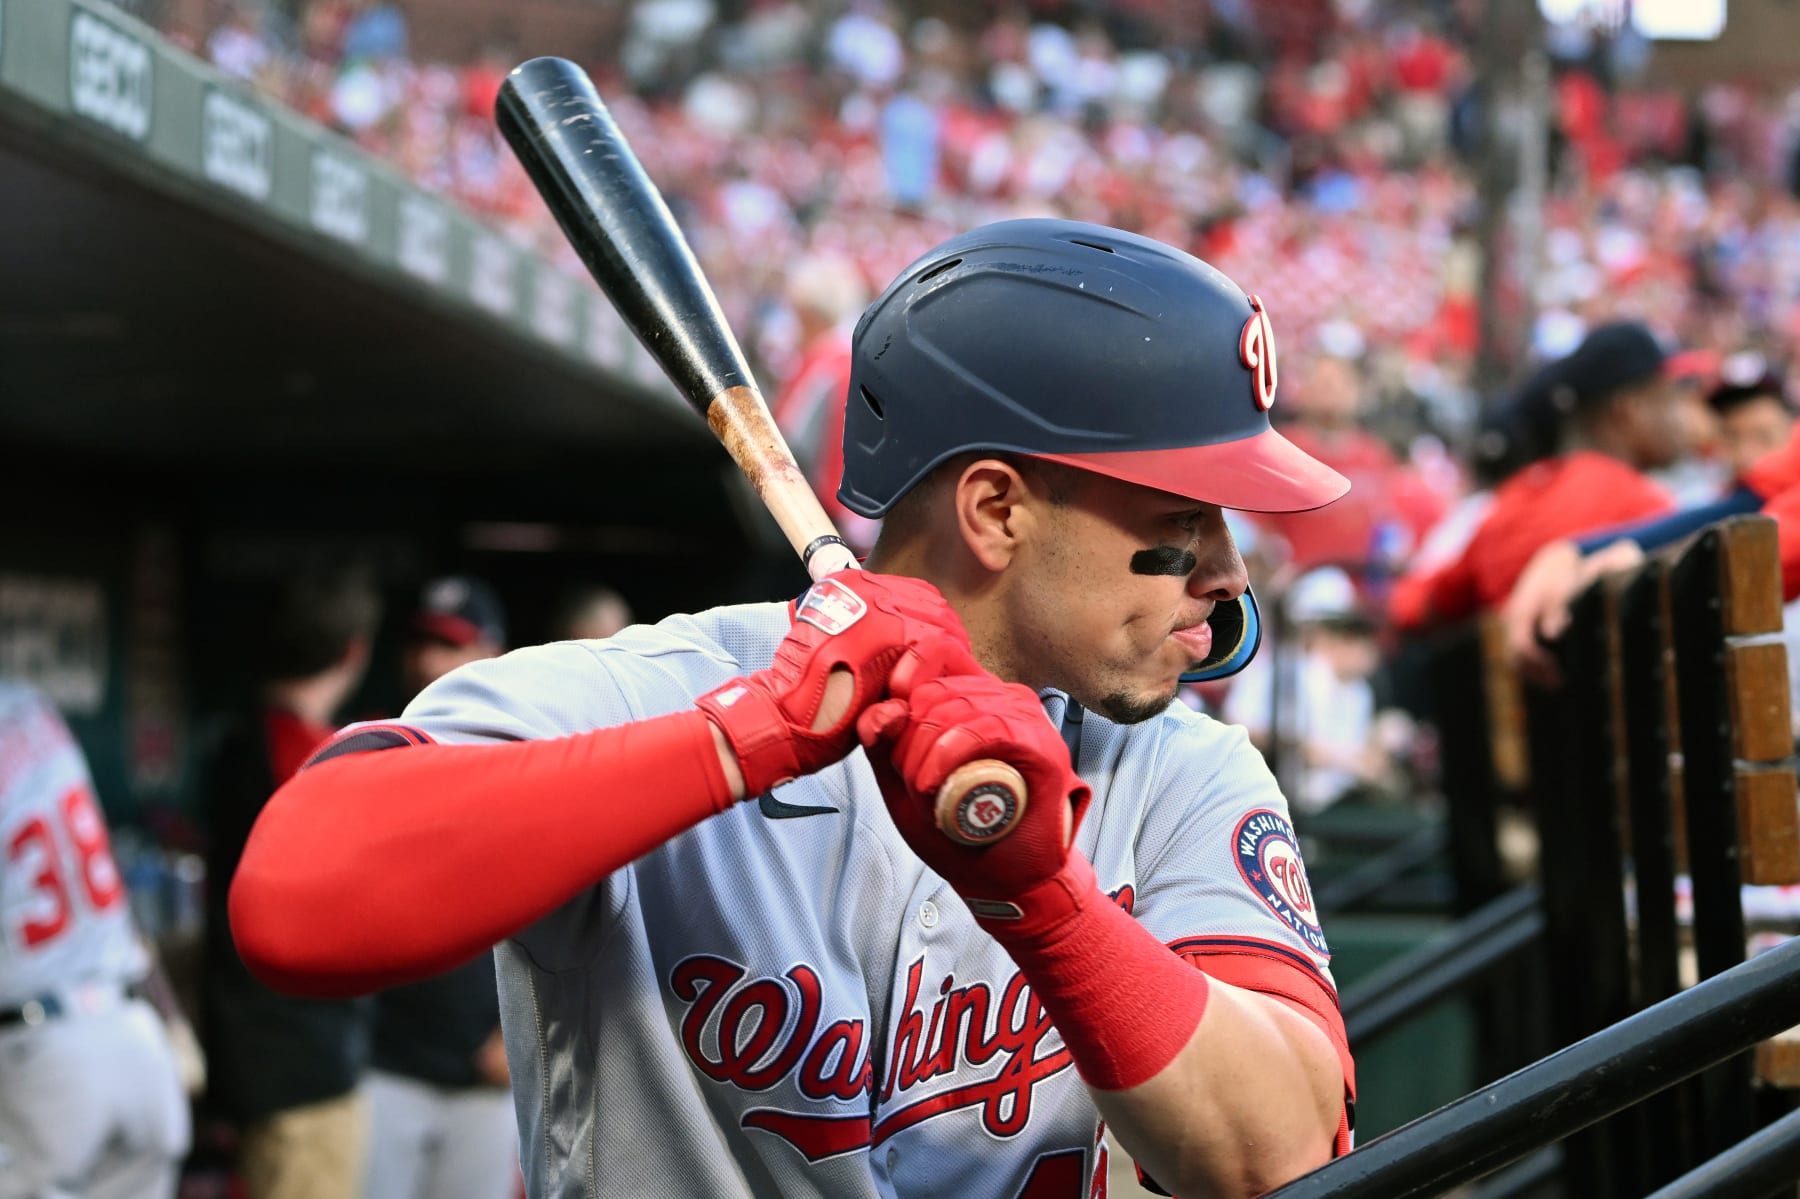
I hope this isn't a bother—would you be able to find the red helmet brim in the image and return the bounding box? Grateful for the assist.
[1034,426,1350,514]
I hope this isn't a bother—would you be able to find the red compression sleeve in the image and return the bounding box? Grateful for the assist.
[229,711,735,998]
[987,854,1210,1091]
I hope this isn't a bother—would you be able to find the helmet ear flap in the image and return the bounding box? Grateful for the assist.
[1180,588,1261,683]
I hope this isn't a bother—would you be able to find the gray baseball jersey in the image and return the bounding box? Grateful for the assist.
[378,601,1339,1199]
[0,682,189,1199]
[0,682,143,1006]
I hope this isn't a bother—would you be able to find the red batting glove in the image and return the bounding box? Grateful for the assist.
[697,571,978,799]
[857,675,1094,937]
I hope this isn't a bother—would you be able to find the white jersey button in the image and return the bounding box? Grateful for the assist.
[917,901,939,929]
[886,1145,900,1171]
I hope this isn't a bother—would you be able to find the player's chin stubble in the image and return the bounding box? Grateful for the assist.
[1090,683,1180,726]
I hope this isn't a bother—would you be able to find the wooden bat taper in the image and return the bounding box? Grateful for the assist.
[496,57,1025,845]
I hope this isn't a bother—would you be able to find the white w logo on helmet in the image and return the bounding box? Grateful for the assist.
[1238,294,1279,411]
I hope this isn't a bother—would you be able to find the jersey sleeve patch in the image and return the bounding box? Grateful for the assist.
[1233,809,1330,960]
[302,723,434,769]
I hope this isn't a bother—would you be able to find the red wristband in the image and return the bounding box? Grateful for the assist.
[983,853,1211,1092]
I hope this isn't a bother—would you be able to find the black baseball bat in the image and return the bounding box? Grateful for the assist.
[495,57,1027,846]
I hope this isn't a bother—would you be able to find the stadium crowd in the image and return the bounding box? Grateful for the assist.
[163,0,1800,817]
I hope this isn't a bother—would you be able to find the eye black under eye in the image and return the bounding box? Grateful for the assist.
[1131,547,1198,577]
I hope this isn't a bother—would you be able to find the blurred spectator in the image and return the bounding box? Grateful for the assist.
[363,577,516,1199]
[881,81,943,209]
[1705,361,1800,735]
[342,1,407,64]
[828,1,904,91]
[0,681,191,1198]
[1223,567,1394,816]
[1388,393,1544,631]
[1254,344,1403,576]
[401,576,505,699]
[548,585,635,642]
[1707,352,1795,477]
[771,251,878,553]
[207,1,275,82]
[200,564,380,1199]
[1655,348,1732,505]
[169,0,1800,435]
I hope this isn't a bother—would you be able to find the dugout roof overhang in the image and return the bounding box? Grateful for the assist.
[0,0,714,477]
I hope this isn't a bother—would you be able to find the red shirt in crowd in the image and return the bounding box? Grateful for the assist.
[1390,451,1673,630]
[1254,425,1402,571]
[1741,429,1800,600]
[772,327,864,539]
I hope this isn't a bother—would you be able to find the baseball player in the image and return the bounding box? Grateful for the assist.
[0,681,190,1198]
[230,220,1356,1198]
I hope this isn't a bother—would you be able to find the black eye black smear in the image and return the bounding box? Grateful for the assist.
[1130,546,1198,576]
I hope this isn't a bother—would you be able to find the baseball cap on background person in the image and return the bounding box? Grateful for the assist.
[1706,351,1791,415]
[405,576,507,697]
[412,576,506,648]
[1285,566,1377,634]
[837,218,1350,684]
[1521,320,1689,475]
[1706,351,1795,479]
[1667,348,1723,390]
[1286,567,1357,623]
[1550,320,1672,414]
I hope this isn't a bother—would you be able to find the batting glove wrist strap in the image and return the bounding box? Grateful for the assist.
[696,680,807,800]
[963,851,1098,939]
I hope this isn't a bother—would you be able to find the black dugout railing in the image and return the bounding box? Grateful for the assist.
[1312,823,1450,914]
[1339,882,1541,1047]
[1266,935,1800,1199]
[1366,516,1800,1199]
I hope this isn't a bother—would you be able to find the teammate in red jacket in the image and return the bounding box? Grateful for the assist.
[1391,322,1686,631]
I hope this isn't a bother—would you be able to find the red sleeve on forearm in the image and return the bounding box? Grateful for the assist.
[1390,554,1477,631]
[228,709,735,998]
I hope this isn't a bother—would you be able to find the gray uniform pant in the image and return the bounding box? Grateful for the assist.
[361,1069,518,1199]
[0,998,189,1199]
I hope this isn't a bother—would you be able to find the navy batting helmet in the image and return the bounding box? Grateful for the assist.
[840,218,1347,518]
[839,218,1347,680]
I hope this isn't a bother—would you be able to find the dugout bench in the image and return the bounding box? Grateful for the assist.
[1361,514,1800,1198]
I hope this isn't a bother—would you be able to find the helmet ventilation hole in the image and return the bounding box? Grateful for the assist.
[1069,239,1116,253]
[915,257,962,284]
[860,386,885,420]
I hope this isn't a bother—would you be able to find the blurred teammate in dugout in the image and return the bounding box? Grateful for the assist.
[200,568,536,1199]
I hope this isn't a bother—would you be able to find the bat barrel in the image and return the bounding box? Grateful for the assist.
[496,57,752,406]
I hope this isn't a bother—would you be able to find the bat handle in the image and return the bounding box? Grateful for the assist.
[704,386,860,580]
[934,760,1028,845]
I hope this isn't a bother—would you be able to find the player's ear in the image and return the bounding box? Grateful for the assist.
[953,458,1032,572]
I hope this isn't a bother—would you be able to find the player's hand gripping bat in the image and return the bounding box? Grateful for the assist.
[496,57,1026,846]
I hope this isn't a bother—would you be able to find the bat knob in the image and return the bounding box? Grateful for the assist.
[935,760,1028,845]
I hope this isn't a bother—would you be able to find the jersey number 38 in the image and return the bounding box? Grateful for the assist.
[7,784,124,948]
